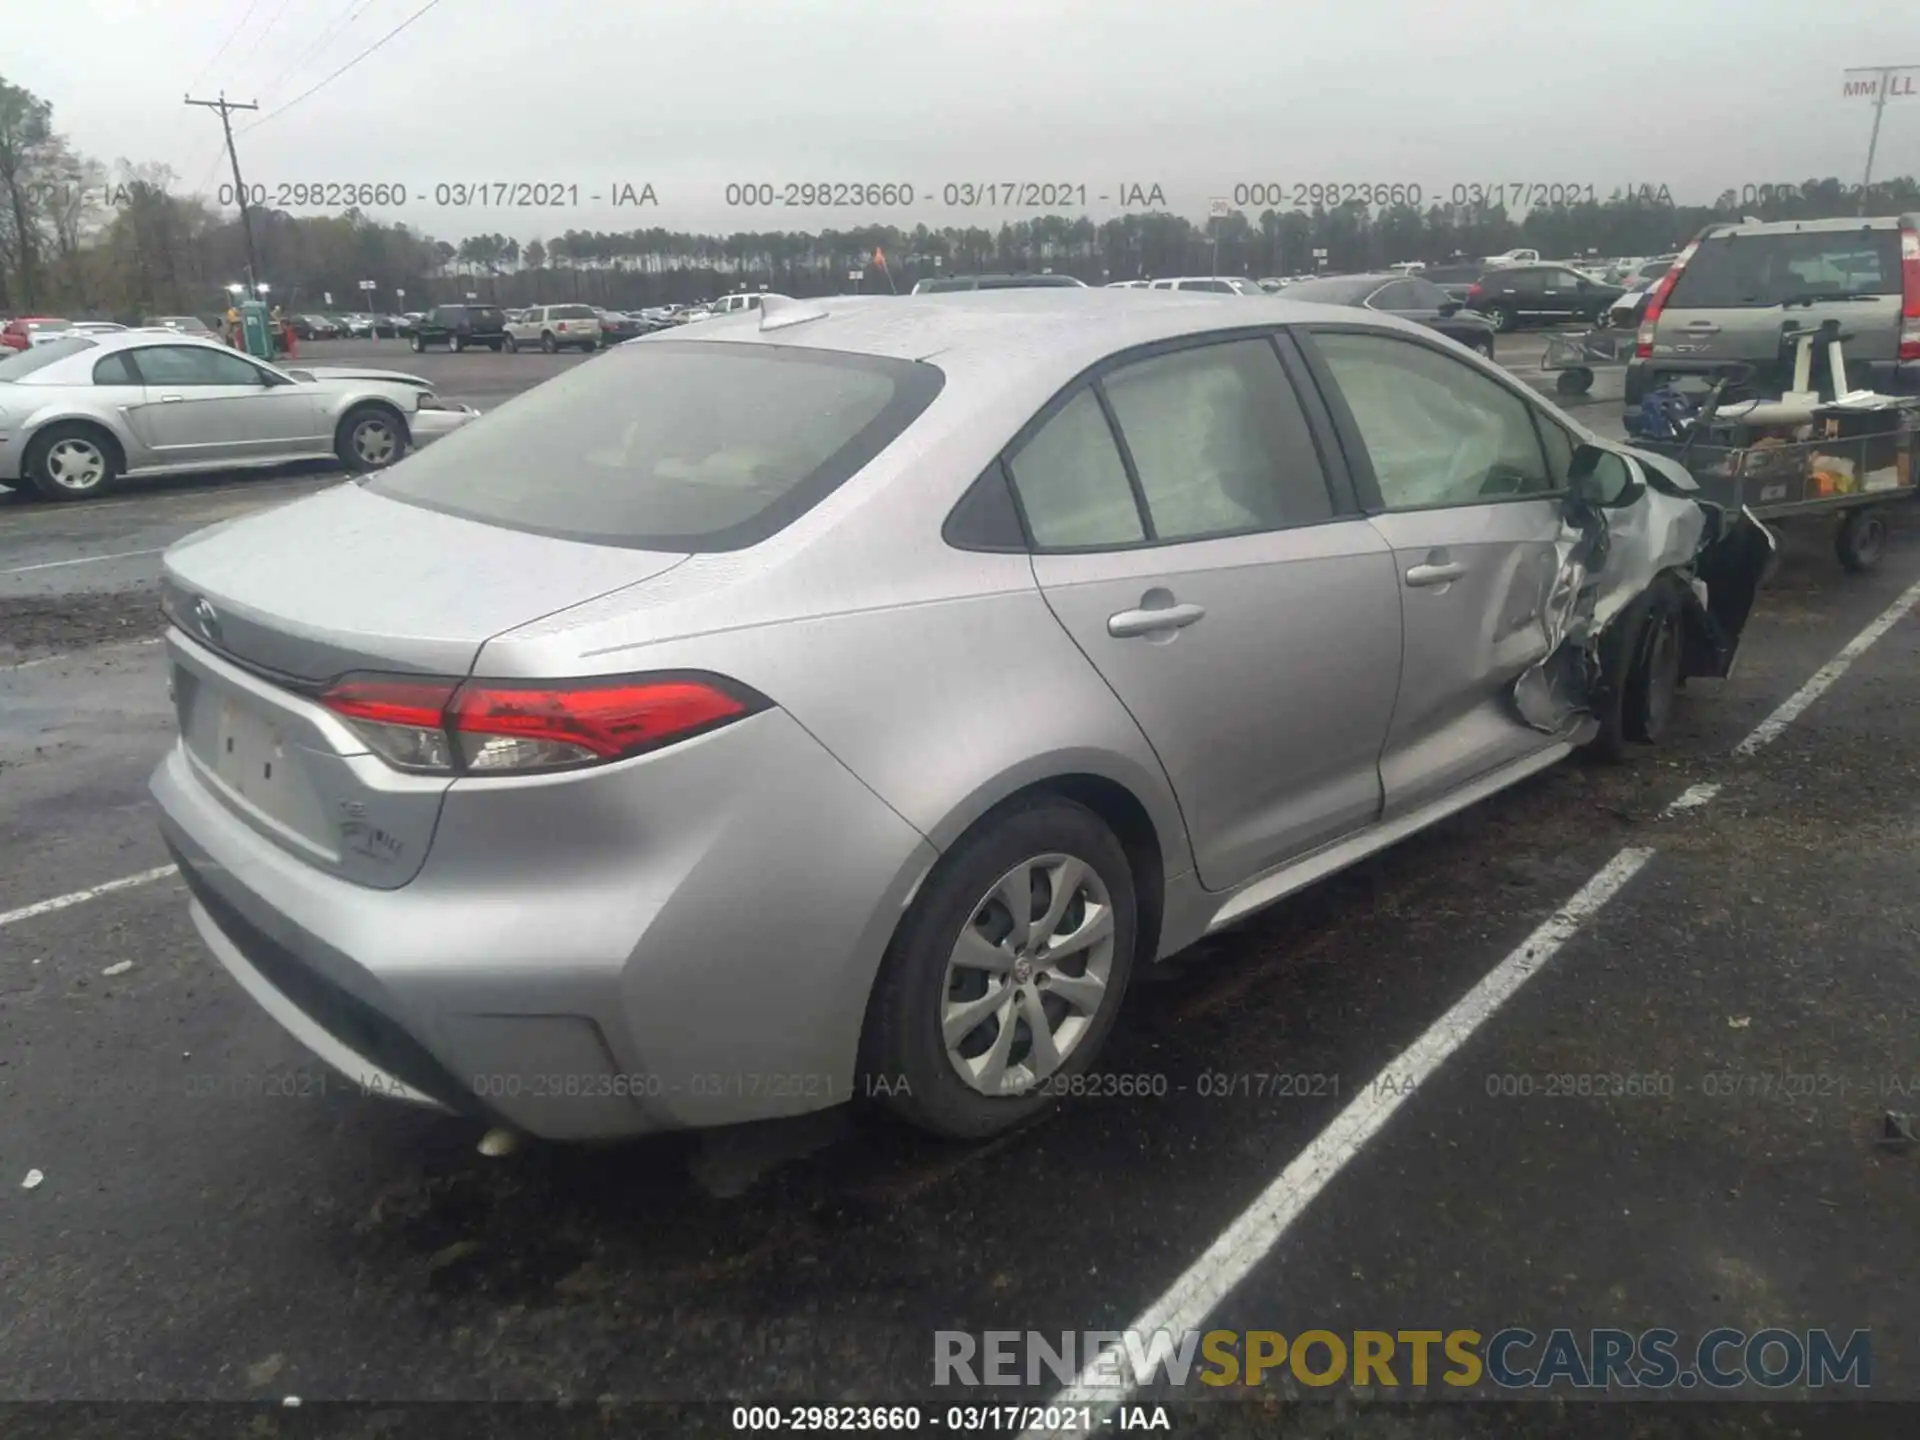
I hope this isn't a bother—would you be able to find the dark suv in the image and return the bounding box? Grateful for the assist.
[409,303,508,353]
[1625,215,1920,406]
[1464,264,1625,331]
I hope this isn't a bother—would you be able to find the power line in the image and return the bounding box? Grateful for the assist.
[255,0,368,100]
[239,0,443,133]
[189,0,268,91]
[228,0,301,83]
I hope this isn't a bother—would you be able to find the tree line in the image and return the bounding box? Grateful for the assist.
[4,73,1918,320]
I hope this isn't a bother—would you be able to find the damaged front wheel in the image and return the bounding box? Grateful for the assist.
[1586,578,1686,762]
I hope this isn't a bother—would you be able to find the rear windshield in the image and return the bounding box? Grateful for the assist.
[914,278,974,293]
[977,274,1081,289]
[1666,230,1903,308]
[549,305,595,319]
[365,341,945,551]
[0,336,96,378]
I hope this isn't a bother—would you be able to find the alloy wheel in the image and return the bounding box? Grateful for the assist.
[44,437,107,492]
[351,417,398,467]
[940,852,1116,1096]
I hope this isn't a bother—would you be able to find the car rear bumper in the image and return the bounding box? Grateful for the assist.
[150,705,937,1140]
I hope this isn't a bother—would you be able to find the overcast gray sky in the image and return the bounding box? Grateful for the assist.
[10,0,1917,240]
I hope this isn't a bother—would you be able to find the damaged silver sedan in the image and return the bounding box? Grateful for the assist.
[150,294,1772,1143]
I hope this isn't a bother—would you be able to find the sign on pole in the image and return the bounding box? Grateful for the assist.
[1844,63,1920,199]
[1209,197,1232,219]
[1843,66,1920,100]
[323,291,333,305]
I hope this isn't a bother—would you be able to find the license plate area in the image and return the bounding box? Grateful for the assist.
[211,691,299,826]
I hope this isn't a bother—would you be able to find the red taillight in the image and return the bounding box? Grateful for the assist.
[1466,283,1483,302]
[321,676,458,729]
[319,672,761,774]
[1898,226,1920,362]
[557,321,568,331]
[1635,241,1697,359]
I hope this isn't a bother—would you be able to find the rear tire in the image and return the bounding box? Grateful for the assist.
[1556,367,1595,396]
[22,422,121,502]
[409,334,425,353]
[502,334,518,353]
[335,404,408,473]
[541,332,557,354]
[452,335,467,353]
[859,797,1138,1140]
[1488,306,1515,332]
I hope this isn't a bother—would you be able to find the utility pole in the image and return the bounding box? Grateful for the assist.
[185,94,262,290]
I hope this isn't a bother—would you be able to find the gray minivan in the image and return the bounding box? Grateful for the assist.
[1625,215,1920,405]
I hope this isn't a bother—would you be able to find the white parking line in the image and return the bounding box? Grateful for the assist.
[1024,847,1657,1431]
[0,865,179,932]
[1,547,164,576]
[1734,574,1920,756]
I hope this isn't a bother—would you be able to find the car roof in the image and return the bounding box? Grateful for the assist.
[1707,214,1918,236]
[680,288,1434,387]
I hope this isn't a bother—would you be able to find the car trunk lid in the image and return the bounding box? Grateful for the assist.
[161,483,688,886]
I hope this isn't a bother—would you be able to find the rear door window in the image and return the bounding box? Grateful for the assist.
[1666,230,1902,307]
[367,342,943,551]
[1099,338,1333,540]
[1006,388,1146,548]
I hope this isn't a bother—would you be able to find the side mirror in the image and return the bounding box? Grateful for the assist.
[1568,444,1644,507]
[1437,298,1462,317]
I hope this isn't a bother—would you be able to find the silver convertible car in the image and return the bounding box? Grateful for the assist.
[149,291,1772,1143]
[0,331,478,501]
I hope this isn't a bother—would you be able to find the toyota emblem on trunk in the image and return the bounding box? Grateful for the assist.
[190,596,222,646]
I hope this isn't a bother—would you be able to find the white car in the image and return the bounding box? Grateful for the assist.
[1145,276,1267,295]
[504,304,602,353]
[0,330,479,501]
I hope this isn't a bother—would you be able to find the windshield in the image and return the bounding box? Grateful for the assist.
[366,341,944,550]
[0,335,95,377]
[1665,230,1902,308]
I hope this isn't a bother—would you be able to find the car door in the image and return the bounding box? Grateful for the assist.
[124,343,320,467]
[1013,332,1404,892]
[1297,326,1571,822]
[1539,267,1591,321]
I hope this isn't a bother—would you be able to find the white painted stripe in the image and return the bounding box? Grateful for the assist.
[0,865,179,931]
[1661,781,1721,817]
[0,636,165,673]
[1,547,163,576]
[1735,575,1920,756]
[1022,845,1656,1433]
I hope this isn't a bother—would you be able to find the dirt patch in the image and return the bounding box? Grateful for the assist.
[0,588,165,663]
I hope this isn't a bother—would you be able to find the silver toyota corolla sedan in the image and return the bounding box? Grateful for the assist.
[149,291,1771,1143]
[0,331,478,501]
